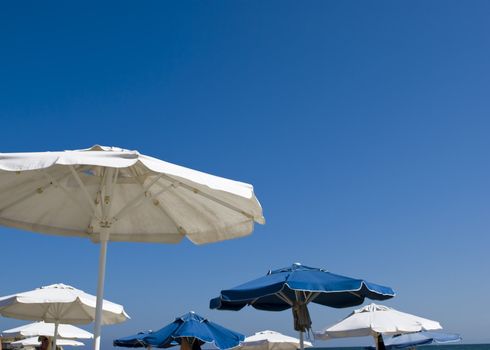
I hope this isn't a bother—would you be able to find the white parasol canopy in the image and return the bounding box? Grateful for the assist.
[0,283,128,350]
[11,336,84,347]
[3,321,93,339]
[0,145,264,243]
[238,330,312,350]
[0,145,264,350]
[315,303,442,339]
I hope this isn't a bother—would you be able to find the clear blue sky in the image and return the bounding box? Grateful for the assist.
[0,1,489,348]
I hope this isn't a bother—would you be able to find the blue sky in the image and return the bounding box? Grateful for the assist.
[0,1,489,348]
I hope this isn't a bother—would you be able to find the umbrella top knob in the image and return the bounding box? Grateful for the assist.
[355,303,392,313]
[40,283,75,290]
[83,145,139,153]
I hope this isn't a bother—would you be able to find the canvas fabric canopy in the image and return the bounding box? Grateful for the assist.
[2,321,93,339]
[315,303,442,339]
[0,283,128,325]
[211,264,395,350]
[237,330,312,350]
[114,312,244,350]
[211,264,395,313]
[0,145,264,244]
[11,337,84,347]
[383,331,461,349]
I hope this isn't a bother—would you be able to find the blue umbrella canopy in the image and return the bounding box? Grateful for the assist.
[384,331,462,349]
[114,331,154,348]
[210,263,395,333]
[114,312,244,350]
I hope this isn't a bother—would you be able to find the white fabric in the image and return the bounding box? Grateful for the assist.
[315,303,442,339]
[11,336,84,347]
[0,145,264,244]
[237,330,312,350]
[2,321,93,339]
[0,283,129,325]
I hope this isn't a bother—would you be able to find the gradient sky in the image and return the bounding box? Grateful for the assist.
[0,1,489,349]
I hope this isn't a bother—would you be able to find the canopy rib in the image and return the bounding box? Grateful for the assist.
[68,165,100,217]
[0,171,73,213]
[277,291,294,306]
[131,170,186,235]
[110,173,164,222]
[42,171,96,220]
[160,174,257,222]
[306,292,320,304]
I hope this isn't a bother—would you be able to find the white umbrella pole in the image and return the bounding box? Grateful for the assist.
[93,232,109,350]
[299,331,304,350]
[52,321,59,350]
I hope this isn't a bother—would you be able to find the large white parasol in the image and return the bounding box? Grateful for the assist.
[11,336,85,348]
[0,145,264,350]
[314,303,442,350]
[238,330,312,350]
[0,284,128,350]
[2,321,93,339]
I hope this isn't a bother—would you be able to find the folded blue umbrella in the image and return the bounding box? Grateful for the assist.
[210,263,395,350]
[384,331,462,349]
[114,312,244,350]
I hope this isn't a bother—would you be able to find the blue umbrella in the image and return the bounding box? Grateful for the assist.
[114,331,154,348]
[114,312,244,350]
[383,331,462,349]
[210,263,395,350]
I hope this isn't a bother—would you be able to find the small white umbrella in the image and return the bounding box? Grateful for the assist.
[11,336,84,347]
[0,283,128,350]
[238,330,312,350]
[315,304,442,350]
[3,321,93,339]
[0,145,264,350]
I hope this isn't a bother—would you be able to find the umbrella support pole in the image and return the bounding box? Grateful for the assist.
[52,321,59,350]
[374,333,386,350]
[299,331,304,350]
[93,230,109,350]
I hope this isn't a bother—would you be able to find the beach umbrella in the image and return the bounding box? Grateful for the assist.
[381,331,462,349]
[0,145,264,350]
[114,311,244,350]
[11,336,85,347]
[0,283,128,350]
[112,331,156,349]
[2,321,93,339]
[314,303,442,350]
[210,263,395,350]
[237,330,312,350]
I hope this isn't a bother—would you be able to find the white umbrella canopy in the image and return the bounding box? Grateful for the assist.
[0,145,264,350]
[0,283,128,325]
[0,283,128,350]
[0,145,264,243]
[238,330,312,350]
[315,303,442,339]
[2,321,93,339]
[11,336,85,347]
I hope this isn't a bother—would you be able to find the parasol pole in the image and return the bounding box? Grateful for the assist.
[52,321,59,350]
[93,231,109,350]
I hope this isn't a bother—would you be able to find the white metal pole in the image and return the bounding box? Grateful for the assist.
[299,331,304,350]
[52,322,59,350]
[93,231,109,350]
